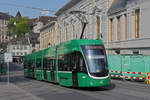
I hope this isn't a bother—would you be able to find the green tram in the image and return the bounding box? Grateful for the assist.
[24,39,110,87]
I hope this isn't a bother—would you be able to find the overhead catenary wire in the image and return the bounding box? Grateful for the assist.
[0,2,56,13]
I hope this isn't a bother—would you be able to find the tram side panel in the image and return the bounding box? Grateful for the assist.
[57,47,110,87]
[42,47,57,83]
[57,52,73,87]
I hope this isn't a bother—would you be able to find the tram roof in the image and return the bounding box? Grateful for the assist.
[25,39,103,59]
[59,39,103,46]
[57,39,103,50]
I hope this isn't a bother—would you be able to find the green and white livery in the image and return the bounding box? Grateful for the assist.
[24,39,110,87]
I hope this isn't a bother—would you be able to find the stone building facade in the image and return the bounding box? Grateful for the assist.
[32,16,57,33]
[55,0,113,50]
[40,21,59,50]
[107,0,150,55]
[0,12,12,43]
[55,0,150,55]
[7,38,30,63]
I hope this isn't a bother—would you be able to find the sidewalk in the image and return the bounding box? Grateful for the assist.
[0,83,43,100]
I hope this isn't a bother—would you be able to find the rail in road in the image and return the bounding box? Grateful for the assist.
[0,63,150,100]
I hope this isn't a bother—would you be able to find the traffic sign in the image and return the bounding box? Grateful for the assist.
[0,53,4,61]
[4,53,12,62]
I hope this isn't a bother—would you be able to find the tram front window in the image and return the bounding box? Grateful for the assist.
[81,45,108,77]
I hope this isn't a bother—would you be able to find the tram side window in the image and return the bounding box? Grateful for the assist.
[43,57,55,71]
[43,58,48,70]
[58,54,72,71]
[50,59,54,71]
[71,52,87,73]
[64,54,72,71]
[78,53,86,73]
[58,56,64,71]
[36,59,41,70]
[58,52,87,72]
[28,61,34,70]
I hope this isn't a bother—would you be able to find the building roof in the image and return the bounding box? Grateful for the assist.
[9,37,29,45]
[28,33,40,45]
[37,16,57,25]
[16,11,22,18]
[107,0,127,16]
[40,21,56,32]
[29,18,38,26]
[55,0,82,16]
[0,12,13,20]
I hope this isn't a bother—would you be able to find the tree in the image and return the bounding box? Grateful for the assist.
[8,16,31,37]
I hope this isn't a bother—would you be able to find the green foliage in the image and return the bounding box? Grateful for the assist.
[8,16,30,37]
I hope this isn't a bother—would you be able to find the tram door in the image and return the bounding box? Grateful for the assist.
[51,59,55,82]
[44,70,47,80]
[43,61,47,80]
[30,61,34,78]
[43,58,48,81]
[72,53,79,87]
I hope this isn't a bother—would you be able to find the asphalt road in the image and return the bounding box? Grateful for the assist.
[0,63,150,100]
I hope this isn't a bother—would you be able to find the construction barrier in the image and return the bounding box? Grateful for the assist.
[107,54,150,81]
[110,70,146,80]
[146,73,150,84]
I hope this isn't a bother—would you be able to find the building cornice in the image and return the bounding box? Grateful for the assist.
[55,0,82,16]
[40,21,56,32]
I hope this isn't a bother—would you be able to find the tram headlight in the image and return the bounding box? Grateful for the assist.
[82,76,86,79]
[100,80,103,84]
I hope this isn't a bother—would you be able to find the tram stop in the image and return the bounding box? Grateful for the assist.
[146,73,150,85]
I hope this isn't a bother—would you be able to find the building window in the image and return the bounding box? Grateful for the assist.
[117,16,120,40]
[60,30,62,43]
[72,24,75,39]
[17,52,19,55]
[24,46,27,50]
[110,19,113,41]
[124,14,127,40]
[21,52,23,56]
[96,16,100,39]
[65,27,68,41]
[20,46,23,50]
[135,9,140,38]
[12,52,15,56]
[24,52,27,55]
[17,46,19,49]
[115,50,120,54]
[133,50,139,55]
[13,46,15,50]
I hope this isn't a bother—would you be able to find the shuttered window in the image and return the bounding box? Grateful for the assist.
[117,16,120,40]
[96,16,100,39]
[110,19,113,41]
[124,14,127,40]
[135,9,140,38]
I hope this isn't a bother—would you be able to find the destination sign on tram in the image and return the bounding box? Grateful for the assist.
[83,45,104,50]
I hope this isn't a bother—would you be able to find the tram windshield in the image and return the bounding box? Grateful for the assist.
[81,45,108,77]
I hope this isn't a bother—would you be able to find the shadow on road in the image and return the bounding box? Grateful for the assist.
[0,74,32,84]
[9,63,24,72]
[66,83,116,91]
[1,63,116,92]
[0,63,31,84]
